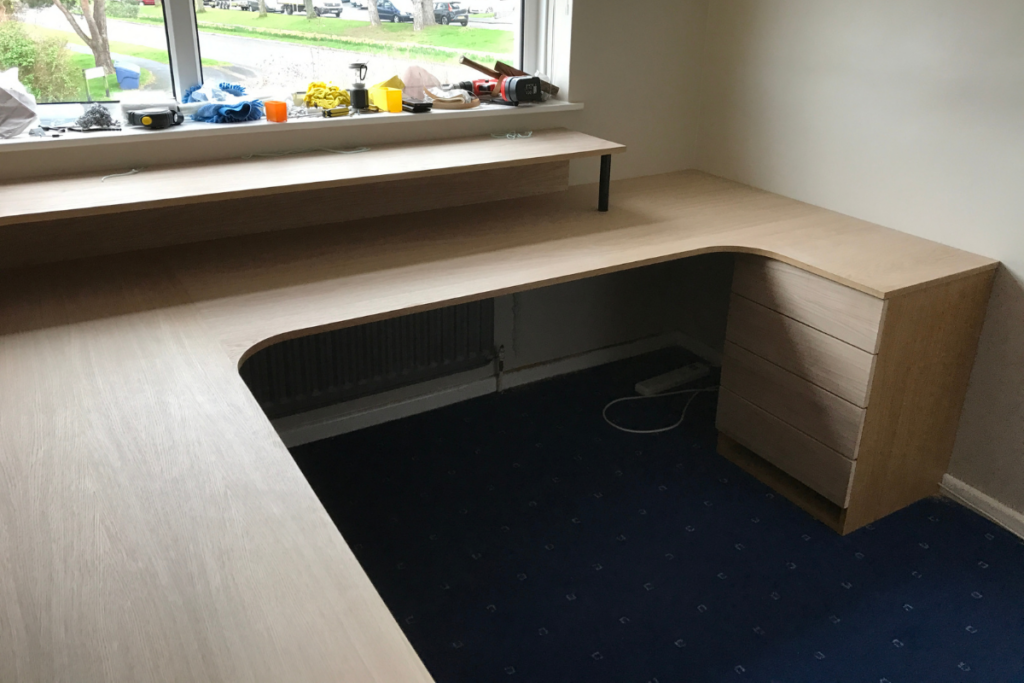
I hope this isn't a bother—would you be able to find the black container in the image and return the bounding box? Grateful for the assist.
[350,88,369,110]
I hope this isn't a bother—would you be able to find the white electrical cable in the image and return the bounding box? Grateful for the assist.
[241,146,371,160]
[491,131,533,139]
[602,386,720,434]
[101,168,145,182]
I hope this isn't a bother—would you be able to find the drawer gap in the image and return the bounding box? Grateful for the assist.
[717,433,848,534]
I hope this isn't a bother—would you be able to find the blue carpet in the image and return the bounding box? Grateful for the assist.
[291,350,1024,683]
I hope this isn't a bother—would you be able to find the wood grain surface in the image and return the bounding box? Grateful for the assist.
[0,161,571,270]
[0,167,998,681]
[0,259,433,683]
[843,270,996,530]
[0,128,623,227]
[163,171,997,366]
[716,388,855,507]
[731,254,885,352]
[725,293,876,407]
[720,341,866,458]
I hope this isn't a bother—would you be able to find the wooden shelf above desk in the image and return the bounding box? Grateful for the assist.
[0,169,998,683]
[0,128,623,227]
[0,128,625,270]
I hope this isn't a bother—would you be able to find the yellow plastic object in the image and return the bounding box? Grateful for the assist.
[141,115,152,126]
[370,86,404,114]
[369,76,405,114]
[304,82,350,110]
[385,88,402,113]
[373,75,404,90]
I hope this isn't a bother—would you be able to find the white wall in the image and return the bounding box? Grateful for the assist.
[564,0,709,184]
[697,0,1024,512]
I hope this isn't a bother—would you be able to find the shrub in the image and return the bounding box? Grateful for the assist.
[0,21,80,103]
[0,20,36,76]
[30,36,78,101]
[106,0,140,18]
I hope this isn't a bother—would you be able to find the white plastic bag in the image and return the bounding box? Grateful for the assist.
[0,68,38,139]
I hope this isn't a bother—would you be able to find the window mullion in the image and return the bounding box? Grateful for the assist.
[163,0,205,98]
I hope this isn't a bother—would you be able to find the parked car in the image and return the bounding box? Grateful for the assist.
[376,0,412,22]
[279,0,343,15]
[434,1,468,25]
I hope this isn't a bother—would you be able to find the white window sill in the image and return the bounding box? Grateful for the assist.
[0,100,583,153]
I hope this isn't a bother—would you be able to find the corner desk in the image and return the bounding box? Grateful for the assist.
[0,133,997,682]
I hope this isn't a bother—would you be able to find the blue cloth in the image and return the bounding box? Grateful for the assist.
[292,349,1024,683]
[183,82,263,123]
[192,100,264,124]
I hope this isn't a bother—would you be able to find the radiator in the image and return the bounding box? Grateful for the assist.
[241,301,496,419]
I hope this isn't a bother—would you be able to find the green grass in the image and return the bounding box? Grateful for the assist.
[68,52,155,101]
[24,24,230,67]
[137,5,512,58]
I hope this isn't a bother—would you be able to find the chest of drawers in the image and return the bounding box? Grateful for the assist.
[716,255,993,533]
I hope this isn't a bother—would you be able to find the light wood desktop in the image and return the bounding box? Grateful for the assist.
[0,158,997,681]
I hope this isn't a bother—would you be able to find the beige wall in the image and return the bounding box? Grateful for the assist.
[565,0,709,183]
[697,0,1024,512]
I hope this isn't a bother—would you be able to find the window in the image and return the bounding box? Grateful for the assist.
[0,0,175,105]
[193,0,522,98]
[1,0,525,107]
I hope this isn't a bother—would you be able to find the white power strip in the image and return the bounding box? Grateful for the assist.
[635,362,711,396]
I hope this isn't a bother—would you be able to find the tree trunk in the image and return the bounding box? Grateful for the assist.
[412,0,423,30]
[195,0,206,14]
[367,0,380,26]
[54,0,114,75]
[420,0,434,25]
[91,0,116,73]
[304,0,314,19]
[258,0,266,17]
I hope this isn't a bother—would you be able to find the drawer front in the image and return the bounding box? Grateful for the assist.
[732,255,885,353]
[716,388,854,507]
[726,293,875,407]
[721,341,866,459]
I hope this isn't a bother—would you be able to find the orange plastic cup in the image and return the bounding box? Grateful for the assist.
[265,100,288,123]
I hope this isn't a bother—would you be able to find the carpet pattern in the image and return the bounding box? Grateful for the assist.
[291,350,1024,682]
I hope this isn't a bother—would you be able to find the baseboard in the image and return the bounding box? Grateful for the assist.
[500,332,717,391]
[275,332,722,448]
[941,474,1024,540]
[669,331,723,367]
[275,367,497,448]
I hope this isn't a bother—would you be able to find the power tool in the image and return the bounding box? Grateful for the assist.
[456,79,498,98]
[498,76,543,104]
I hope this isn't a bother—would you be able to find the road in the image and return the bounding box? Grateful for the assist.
[24,7,512,95]
[337,6,514,29]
